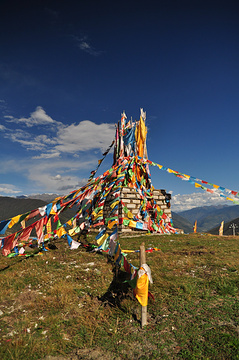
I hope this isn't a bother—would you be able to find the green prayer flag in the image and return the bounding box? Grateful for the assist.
[123,219,130,226]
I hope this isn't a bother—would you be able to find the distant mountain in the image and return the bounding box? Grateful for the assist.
[3,196,238,236]
[0,196,76,236]
[27,193,60,202]
[178,205,239,232]
[0,196,47,222]
[171,212,193,233]
[209,217,239,236]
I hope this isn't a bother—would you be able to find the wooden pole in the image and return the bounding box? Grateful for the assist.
[140,242,147,328]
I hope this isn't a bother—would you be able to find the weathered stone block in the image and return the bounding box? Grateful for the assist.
[132,199,140,204]
[122,198,130,203]
[127,203,136,209]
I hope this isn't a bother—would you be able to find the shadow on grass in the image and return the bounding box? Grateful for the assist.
[98,262,135,308]
[0,242,58,272]
[0,253,36,272]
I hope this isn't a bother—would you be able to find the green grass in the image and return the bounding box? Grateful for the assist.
[0,233,238,359]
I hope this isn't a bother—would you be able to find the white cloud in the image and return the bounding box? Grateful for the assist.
[55,120,115,153]
[26,156,97,194]
[73,35,102,56]
[0,155,98,196]
[0,184,20,195]
[80,41,91,51]
[0,124,6,131]
[171,192,233,212]
[32,151,60,159]
[51,174,62,180]
[0,107,116,195]
[5,106,61,128]
[2,107,115,155]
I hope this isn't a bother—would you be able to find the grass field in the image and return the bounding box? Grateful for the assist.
[0,233,238,359]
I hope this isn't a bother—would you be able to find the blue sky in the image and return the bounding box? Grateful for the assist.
[1,0,239,211]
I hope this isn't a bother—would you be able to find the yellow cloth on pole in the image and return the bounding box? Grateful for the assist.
[219,221,224,236]
[193,220,197,233]
[135,117,147,158]
[135,273,149,306]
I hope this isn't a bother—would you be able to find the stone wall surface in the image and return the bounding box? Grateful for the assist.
[103,186,172,233]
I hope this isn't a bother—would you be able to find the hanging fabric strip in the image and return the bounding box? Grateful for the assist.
[147,160,239,204]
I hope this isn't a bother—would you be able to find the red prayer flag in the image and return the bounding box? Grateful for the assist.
[123,256,131,274]
[2,234,16,256]
[35,217,45,244]
[18,225,34,243]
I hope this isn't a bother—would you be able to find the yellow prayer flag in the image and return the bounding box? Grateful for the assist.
[73,189,81,198]
[91,210,97,218]
[129,220,137,228]
[21,220,26,229]
[135,117,147,158]
[114,244,121,262]
[110,200,119,209]
[94,210,103,220]
[135,273,149,306]
[8,215,21,228]
[167,168,175,173]
[69,228,76,236]
[108,220,118,229]
[56,227,67,238]
[50,207,57,215]
[97,232,109,246]
[219,221,224,236]
[46,218,52,235]
[127,211,134,219]
[193,220,197,233]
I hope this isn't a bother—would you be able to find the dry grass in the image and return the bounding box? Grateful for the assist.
[0,233,238,359]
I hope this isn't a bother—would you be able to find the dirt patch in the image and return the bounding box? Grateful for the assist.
[42,347,120,360]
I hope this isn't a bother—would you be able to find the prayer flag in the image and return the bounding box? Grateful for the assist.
[193,220,197,233]
[219,221,224,236]
[135,272,149,306]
